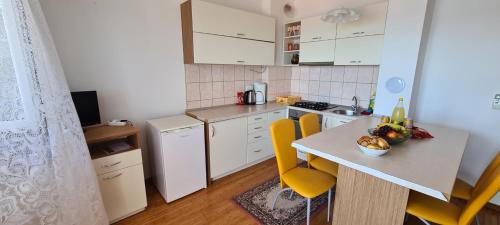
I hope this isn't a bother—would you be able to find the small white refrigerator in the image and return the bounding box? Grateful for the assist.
[147,115,207,203]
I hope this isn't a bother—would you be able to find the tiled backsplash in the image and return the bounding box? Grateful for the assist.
[185,64,378,109]
[289,65,379,108]
[185,64,292,109]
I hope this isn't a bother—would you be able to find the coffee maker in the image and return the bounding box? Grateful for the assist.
[253,82,267,105]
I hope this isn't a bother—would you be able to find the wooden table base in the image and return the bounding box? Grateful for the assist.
[332,165,410,225]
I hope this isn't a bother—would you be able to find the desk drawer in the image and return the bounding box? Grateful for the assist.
[98,164,147,222]
[248,130,268,143]
[248,113,268,124]
[93,149,142,175]
[248,122,267,134]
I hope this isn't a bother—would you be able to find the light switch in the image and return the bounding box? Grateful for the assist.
[493,94,500,110]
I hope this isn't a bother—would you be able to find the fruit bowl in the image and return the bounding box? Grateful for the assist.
[368,123,411,145]
[357,144,390,156]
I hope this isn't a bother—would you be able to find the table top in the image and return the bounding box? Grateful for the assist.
[292,117,469,201]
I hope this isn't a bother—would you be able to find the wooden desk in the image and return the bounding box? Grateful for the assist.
[292,117,469,225]
[84,125,147,223]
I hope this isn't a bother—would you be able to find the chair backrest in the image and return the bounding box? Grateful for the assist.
[459,165,500,225]
[269,119,298,188]
[299,113,321,163]
[299,113,320,138]
[472,151,500,196]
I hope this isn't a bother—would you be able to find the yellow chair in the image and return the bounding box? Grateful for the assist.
[270,119,336,225]
[406,165,500,225]
[299,113,339,177]
[452,151,500,201]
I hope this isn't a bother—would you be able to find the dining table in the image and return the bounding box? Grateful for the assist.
[291,116,469,225]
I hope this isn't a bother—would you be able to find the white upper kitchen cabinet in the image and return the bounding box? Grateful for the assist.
[208,117,247,179]
[337,2,389,39]
[191,0,275,42]
[181,0,276,65]
[193,33,275,65]
[301,15,337,42]
[300,40,336,63]
[334,35,385,65]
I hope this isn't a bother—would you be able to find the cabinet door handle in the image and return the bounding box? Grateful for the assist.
[255,118,262,121]
[254,136,262,139]
[273,111,281,114]
[312,36,322,40]
[254,127,262,130]
[254,149,262,153]
[340,121,349,124]
[103,173,123,181]
[324,118,328,129]
[102,161,121,168]
[236,33,246,36]
[236,60,245,63]
[212,125,215,137]
[350,60,357,63]
[353,32,365,35]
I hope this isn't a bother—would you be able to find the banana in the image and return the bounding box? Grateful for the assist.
[377,123,406,132]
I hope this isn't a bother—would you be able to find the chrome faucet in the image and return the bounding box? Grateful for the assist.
[352,96,359,113]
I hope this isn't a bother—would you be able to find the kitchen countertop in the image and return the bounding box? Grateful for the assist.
[186,102,288,123]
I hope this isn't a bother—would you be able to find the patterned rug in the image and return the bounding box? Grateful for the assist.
[234,176,329,225]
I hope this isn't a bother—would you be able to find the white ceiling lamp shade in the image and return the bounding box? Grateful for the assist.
[321,8,360,23]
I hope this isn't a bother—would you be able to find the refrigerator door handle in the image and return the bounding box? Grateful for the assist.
[165,127,194,134]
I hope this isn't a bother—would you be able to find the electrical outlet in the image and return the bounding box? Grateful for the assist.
[493,94,500,110]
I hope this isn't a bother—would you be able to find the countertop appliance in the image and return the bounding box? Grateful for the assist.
[244,90,256,105]
[146,115,207,203]
[254,82,267,105]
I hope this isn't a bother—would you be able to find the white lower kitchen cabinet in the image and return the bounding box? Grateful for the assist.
[94,149,147,223]
[208,117,247,179]
[323,115,356,130]
[334,35,385,65]
[208,109,286,180]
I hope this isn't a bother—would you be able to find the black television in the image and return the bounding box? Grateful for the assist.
[71,91,101,127]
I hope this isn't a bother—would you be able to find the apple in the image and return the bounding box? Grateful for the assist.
[386,131,398,139]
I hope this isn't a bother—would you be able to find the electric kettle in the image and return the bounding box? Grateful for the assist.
[244,90,256,105]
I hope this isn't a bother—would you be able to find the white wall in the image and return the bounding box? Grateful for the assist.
[374,0,428,116]
[413,0,500,204]
[39,0,269,177]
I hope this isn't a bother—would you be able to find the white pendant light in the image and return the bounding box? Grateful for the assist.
[321,7,360,23]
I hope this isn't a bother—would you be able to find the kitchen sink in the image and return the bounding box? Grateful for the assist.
[329,107,358,116]
[332,109,348,115]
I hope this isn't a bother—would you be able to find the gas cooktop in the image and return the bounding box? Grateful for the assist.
[291,101,336,111]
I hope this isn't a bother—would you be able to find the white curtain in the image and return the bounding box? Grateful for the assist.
[0,0,108,224]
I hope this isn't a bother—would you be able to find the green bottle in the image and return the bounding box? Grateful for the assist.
[391,97,405,125]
